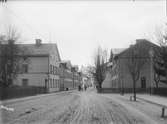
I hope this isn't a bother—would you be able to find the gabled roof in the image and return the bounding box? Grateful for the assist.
[115,39,160,59]
[112,48,127,55]
[18,43,61,61]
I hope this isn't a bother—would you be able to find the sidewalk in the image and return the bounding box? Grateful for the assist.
[123,93,167,107]
[102,93,167,124]
[136,94,167,107]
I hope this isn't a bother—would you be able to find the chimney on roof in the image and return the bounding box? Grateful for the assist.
[35,39,42,46]
[136,39,146,44]
[130,44,134,48]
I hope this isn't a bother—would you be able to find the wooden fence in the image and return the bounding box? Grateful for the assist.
[99,88,167,96]
[153,88,167,96]
[0,86,47,100]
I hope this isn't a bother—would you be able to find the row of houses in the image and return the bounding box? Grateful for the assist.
[102,39,167,93]
[12,39,82,92]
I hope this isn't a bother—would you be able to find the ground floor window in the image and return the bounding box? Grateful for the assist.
[45,79,48,88]
[57,80,60,88]
[53,79,55,88]
[55,79,57,88]
[50,79,52,88]
[22,79,28,86]
[48,78,61,88]
[52,79,54,88]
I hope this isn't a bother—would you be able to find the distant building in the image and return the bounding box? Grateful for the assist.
[59,61,81,90]
[102,39,167,93]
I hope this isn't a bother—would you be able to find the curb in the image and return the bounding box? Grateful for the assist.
[1,90,77,105]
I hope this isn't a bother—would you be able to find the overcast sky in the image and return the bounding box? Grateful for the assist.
[0,0,166,67]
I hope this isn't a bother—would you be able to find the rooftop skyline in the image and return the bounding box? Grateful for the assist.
[0,0,166,67]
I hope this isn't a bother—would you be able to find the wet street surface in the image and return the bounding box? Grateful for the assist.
[0,89,164,124]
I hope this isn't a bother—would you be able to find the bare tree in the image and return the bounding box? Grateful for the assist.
[93,46,108,90]
[109,49,113,62]
[153,72,160,88]
[154,26,167,46]
[126,42,148,101]
[153,47,163,88]
[0,27,27,87]
[153,25,167,87]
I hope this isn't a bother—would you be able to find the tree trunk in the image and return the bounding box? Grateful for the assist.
[154,73,159,89]
[155,81,159,89]
[99,84,102,89]
[133,78,136,101]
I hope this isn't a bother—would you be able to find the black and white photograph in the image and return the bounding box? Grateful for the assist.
[0,0,167,124]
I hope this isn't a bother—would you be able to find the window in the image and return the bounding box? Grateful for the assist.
[45,79,48,88]
[56,80,58,88]
[50,65,52,74]
[55,67,57,75]
[22,64,28,73]
[53,66,54,74]
[54,66,56,75]
[141,77,146,88]
[52,79,55,88]
[50,78,52,88]
[22,79,28,86]
[52,66,54,74]
[53,66,55,74]
[57,80,59,88]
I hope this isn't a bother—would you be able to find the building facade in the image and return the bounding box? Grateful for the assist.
[102,39,167,93]
[13,39,81,92]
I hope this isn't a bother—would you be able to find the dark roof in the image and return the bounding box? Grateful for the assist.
[17,43,61,61]
[18,43,54,54]
[115,39,160,59]
[112,48,127,55]
[5,43,61,61]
